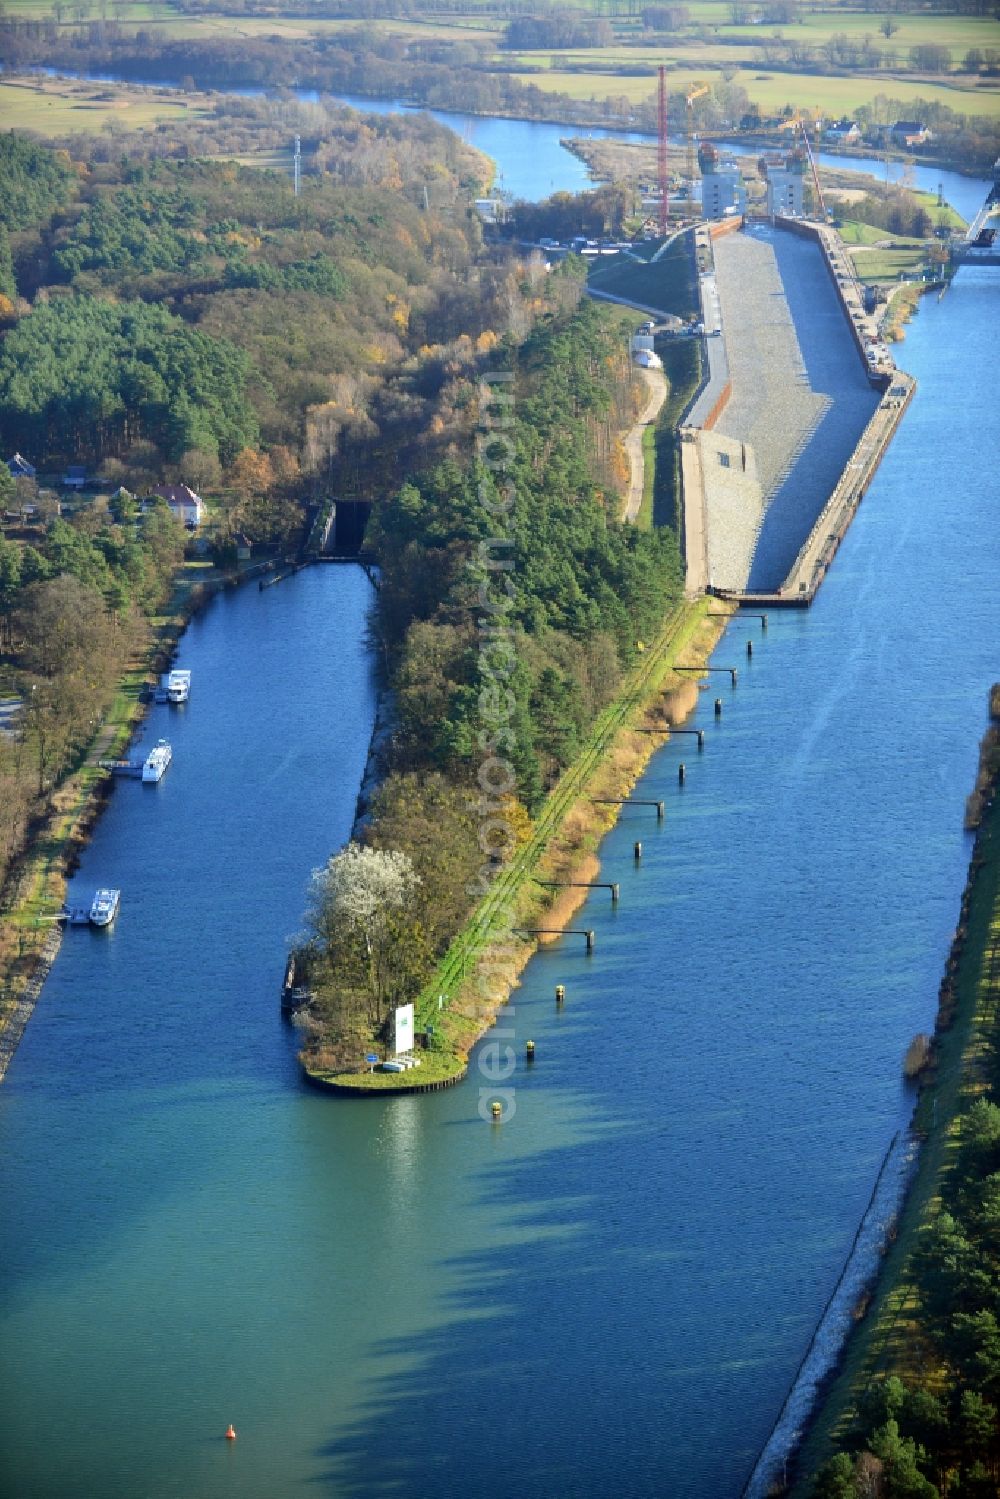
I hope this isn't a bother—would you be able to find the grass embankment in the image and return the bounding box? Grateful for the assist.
[586,244,703,538]
[637,420,656,530]
[587,238,698,318]
[305,596,727,1094]
[791,750,1000,1493]
[0,559,223,1039]
[883,283,928,342]
[653,340,704,533]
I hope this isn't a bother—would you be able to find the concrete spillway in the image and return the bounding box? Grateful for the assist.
[696,226,882,594]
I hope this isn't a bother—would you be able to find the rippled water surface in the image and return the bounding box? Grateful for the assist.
[0,171,998,1499]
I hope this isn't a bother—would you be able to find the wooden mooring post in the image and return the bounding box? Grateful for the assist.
[591,797,664,819]
[636,726,705,749]
[674,665,738,685]
[517,928,596,952]
[708,612,767,630]
[536,879,620,903]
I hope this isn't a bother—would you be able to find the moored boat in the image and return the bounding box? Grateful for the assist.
[166,669,191,703]
[89,888,120,927]
[141,739,172,783]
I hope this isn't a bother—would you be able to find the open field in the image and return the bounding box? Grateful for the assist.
[0,74,213,133]
[511,64,1000,117]
[1,0,996,126]
[723,13,1000,49]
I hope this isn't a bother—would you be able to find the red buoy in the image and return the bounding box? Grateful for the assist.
[225,1425,237,1441]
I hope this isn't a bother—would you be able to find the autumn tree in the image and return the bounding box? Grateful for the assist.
[306,843,424,1037]
[228,446,274,496]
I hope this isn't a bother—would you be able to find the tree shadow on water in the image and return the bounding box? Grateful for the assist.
[311,967,824,1499]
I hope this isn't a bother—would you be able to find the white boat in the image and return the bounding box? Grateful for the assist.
[142,738,172,783]
[90,888,120,927]
[166,669,190,704]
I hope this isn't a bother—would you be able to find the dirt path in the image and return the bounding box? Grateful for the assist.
[623,365,667,522]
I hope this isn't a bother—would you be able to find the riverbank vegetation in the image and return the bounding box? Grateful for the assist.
[297,289,698,1075]
[801,689,1000,1499]
[0,105,703,1083]
[0,107,507,1038]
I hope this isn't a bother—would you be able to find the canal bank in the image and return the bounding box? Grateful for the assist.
[0,127,995,1499]
[303,595,728,1095]
[787,691,1000,1497]
[0,556,289,1084]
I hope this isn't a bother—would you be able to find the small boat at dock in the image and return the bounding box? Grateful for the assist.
[166,669,190,703]
[280,953,315,1013]
[142,739,172,783]
[155,669,191,704]
[89,888,120,927]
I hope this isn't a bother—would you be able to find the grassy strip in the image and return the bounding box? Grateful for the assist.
[309,1051,468,1092]
[636,419,656,531]
[654,339,704,532]
[587,240,699,319]
[791,786,1000,1492]
[310,595,721,1093]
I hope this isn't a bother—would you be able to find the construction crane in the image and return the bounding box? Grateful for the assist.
[797,118,829,221]
[657,64,669,234]
[685,82,709,206]
[777,112,829,220]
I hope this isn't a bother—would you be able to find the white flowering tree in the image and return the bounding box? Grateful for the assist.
[307,842,423,1034]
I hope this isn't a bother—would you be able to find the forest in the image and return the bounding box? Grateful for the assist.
[0,111,693,1081]
[0,110,498,917]
[299,290,688,1072]
[0,121,493,473]
[813,1098,1000,1498]
[0,460,188,881]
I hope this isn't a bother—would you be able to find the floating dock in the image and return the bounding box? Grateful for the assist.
[98,758,143,778]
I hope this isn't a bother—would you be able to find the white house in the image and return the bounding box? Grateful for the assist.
[150,483,204,529]
[825,120,860,145]
[890,120,930,147]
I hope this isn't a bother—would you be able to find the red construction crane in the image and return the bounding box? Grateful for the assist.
[798,118,829,221]
[657,64,669,235]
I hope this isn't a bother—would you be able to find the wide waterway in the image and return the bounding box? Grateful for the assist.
[7,64,989,216]
[0,114,997,1497]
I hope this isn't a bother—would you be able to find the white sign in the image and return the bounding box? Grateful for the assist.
[392,1003,414,1056]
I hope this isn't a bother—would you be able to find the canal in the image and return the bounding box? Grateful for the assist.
[0,115,996,1499]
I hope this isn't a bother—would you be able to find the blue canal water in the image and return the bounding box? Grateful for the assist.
[0,100,996,1497]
